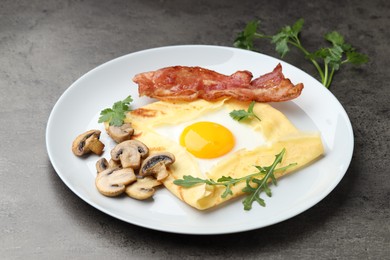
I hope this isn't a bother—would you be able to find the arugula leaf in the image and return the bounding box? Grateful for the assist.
[242,149,285,210]
[234,18,368,88]
[172,175,216,187]
[173,148,297,210]
[229,101,261,122]
[98,95,133,126]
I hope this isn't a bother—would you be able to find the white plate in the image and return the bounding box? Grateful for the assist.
[46,45,353,235]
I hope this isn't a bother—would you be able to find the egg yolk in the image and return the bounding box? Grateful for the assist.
[179,121,235,159]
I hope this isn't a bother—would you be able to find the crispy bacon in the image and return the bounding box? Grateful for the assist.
[133,64,303,102]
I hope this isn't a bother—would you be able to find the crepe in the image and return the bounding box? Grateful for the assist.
[126,99,324,210]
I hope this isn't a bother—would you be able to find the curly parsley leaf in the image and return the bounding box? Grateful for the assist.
[229,101,261,122]
[173,148,297,210]
[98,95,133,126]
[234,18,368,88]
[233,20,261,50]
[271,18,304,58]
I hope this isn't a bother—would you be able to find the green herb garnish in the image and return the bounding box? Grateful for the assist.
[234,18,368,88]
[173,148,296,210]
[98,95,133,126]
[229,101,261,122]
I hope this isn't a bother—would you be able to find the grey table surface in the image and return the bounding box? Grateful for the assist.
[1,0,389,259]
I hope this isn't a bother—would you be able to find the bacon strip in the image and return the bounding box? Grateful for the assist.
[133,64,303,102]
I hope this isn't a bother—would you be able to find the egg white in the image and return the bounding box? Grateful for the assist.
[154,107,266,175]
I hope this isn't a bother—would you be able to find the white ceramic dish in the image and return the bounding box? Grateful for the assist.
[46,45,353,235]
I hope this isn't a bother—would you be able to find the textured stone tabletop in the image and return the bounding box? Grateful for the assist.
[1,0,389,259]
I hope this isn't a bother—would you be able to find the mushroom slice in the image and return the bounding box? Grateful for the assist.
[72,130,105,156]
[108,158,121,169]
[95,168,136,197]
[125,176,162,200]
[110,140,149,169]
[96,158,109,173]
[107,123,134,143]
[96,158,121,173]
[139,152,175,181]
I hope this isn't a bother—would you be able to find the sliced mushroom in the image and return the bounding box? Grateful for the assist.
[96,158,109,173]
[110,140,149,169]
[95,168,137,197]
[72,130,105,156]
[108,158,121,169]
[139,152,175,181]
[125,176,162,200]
[107,123,134,143]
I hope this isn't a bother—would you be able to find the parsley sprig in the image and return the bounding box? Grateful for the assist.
[98,95,133,126]
[173,148,296,210]
[234,18,368,88]
[229,101,261,122]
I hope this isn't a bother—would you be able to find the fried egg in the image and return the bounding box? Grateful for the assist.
[154,103,265,174]
[126,99,324,210]
[179,121,235,159]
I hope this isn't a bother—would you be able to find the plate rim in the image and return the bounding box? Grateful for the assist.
[46,44,354,235]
